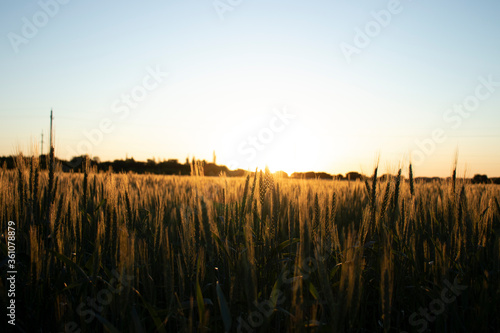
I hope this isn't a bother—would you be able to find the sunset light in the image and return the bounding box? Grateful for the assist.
[1,1,500,331]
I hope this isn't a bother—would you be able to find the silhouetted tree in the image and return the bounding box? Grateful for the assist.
[346,172,363,181]
[472,174,489,184]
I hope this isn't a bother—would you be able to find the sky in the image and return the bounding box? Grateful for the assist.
[1,0,499,177]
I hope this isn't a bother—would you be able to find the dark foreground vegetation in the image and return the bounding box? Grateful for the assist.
[1,152,500,332]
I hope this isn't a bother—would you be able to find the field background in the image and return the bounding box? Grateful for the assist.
[1,154,500,332]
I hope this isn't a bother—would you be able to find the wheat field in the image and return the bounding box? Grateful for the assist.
[1,153,499,332]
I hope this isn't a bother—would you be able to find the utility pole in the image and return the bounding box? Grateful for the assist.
[41,130,44,155]
[49,109,53,149]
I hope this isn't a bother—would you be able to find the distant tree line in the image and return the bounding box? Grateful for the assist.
[1,155,499,184]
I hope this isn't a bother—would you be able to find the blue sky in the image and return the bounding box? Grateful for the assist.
[1,0,499,176]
